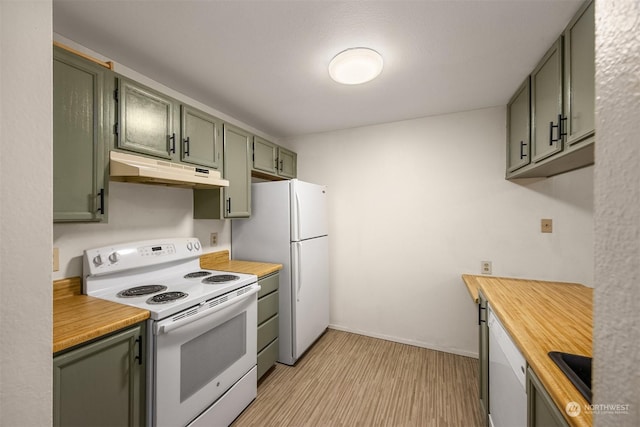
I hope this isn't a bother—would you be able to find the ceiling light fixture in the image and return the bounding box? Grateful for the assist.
[328,47,383,85]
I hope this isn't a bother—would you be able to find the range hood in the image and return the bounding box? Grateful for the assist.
[110,151,229,189]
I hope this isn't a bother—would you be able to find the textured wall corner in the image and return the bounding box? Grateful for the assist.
[594,0,640,425]
[0,1,54,426]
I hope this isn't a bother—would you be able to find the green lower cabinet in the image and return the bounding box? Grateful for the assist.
[53,324,146,427]
[257,272,279,380]
[527,366,570,427]
[478,292,489,425]
[258,338,279,380]
[53,47,110,222]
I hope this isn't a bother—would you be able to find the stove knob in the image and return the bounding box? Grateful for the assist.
[194,241,200,250]
[108,252,120,263]
[93,254,104,266]
[187,242,193,251]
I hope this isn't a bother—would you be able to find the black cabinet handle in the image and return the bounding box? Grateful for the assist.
[559,114,567,139]
[549,120,559,145]
[97,188,105,214]
[134,336,143,365]
[279,159,284,172]
[519,141,527,159]
[169,133,176,154]
[550,114,567,145]
[274,158,279,170]
[226,198,231,214]
[184,136,190,156]
[478,304,486,325]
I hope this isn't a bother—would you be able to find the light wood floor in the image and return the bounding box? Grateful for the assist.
[232,329,484,426]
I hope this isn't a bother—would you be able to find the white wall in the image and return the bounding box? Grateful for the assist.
[0,0,53,425]
[53,182,231,280]
[594,0,640,424]
[284,106,594,356]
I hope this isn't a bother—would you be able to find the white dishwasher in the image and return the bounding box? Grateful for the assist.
[488,306,527,427]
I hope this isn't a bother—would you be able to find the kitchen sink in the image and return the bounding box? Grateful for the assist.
[548,351,592,404]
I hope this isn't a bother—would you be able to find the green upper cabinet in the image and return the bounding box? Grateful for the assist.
[253,136,278,175]
[223,124,252,217]
[506,0,594,179]
[115,78,227,172]
[116,78,175,159]
[507,78,531,173]
[180,105,223,170]
[193,123,252,219]
[251,137,297,180]
[531,38,564,163]
[564,0,595,146]
[277,147,297,179]
[53,47,110,222]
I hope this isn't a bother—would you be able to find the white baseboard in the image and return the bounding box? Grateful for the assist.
[328,324,479,359]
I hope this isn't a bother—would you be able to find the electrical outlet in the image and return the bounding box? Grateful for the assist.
[481,261,492,275]
[541,219,553,233]
[210,232,218,246]
[53,247,60,272]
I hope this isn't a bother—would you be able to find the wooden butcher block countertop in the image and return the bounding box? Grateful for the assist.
[53,277,149,354]
[462,274,593,427]
[200,250,282,278]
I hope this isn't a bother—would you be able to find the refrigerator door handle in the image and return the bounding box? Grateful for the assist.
[294,242,302,301]
[294,190,301,241]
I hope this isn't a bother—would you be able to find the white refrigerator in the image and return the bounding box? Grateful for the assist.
[232,179,330,365]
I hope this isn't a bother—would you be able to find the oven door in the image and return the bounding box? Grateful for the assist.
[153,284,259,427]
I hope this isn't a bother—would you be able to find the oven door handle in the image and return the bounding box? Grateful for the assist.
[156,284,260,335]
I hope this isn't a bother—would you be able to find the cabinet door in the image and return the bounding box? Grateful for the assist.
[117,78,175,159]
[277,147,297,179]
[181,105,223,170]
[527,367,570,427]
[253,136,278,174]
[478,293,489,424]
[53,324,145,427]
[531,38,563,163]
[564,0,594,146]
[53,48,108,222]
[223,124,251,218]
[507,78,531,173]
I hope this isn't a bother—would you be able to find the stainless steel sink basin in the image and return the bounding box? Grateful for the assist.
[548,351,592,404]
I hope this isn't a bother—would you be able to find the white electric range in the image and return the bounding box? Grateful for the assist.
[83,237,260,427]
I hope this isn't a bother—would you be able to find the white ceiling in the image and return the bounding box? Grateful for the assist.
[53,0,583,139]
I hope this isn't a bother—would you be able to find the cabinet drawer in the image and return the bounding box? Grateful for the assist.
[257,338,278,380]
[258,314,279,352]
[258,290,278,324]
[258,273,279,298]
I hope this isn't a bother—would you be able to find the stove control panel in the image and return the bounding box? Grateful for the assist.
[84,238,203,276]
[138,244,176,257]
